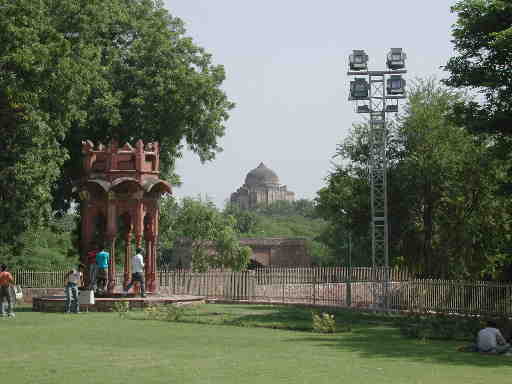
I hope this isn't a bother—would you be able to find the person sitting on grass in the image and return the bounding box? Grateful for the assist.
[0,264,15,318]
[65,265,84,314]
[477,320,510,354]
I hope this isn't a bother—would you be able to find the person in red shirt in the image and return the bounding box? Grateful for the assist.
[0,264,15,317]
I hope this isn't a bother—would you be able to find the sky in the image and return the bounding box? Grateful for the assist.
[164,1,458,207]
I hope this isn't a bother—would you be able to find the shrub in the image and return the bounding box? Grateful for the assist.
[143,304,186,321]
[111,301,130,318]
[312,312,336,333]
[398,312,483,341]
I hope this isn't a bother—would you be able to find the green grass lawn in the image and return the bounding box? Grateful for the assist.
[2,304,511,384]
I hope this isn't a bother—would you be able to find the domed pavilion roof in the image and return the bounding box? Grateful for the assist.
[244,162,280,188]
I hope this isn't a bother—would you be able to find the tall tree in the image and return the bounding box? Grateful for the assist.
[161,197,251,272]
[0,1,233,256]
[395,80,510,277]
[316,79,512,278]
[445,0,512,136]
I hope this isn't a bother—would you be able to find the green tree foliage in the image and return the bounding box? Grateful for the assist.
[315,165,371,267]
[0,1,233,259]
[445,1,512,136]
[0,1,82,252]
[223,204,260,234]
[158,195,179,252]
[55,0,234,211]
[161,197,251,272]
[225,200,331,265]
[5,212,79,270]
[316,79,512,278]
[251,199,317,218]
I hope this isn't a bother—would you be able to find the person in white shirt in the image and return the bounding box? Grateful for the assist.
[477,320,510,354]
[124,248,145,297]
[65,265,83,313]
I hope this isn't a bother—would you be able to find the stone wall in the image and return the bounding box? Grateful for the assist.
[169,237,311,268]
[240,238,310,266]
[18,288,64,304]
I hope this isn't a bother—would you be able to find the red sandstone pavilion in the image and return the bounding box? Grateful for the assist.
[78,140,171,293]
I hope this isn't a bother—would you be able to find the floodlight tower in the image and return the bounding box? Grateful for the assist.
[347,48,407,309]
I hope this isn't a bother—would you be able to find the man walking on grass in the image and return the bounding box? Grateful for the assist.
[0,264,15,318]
[124,248,145,297]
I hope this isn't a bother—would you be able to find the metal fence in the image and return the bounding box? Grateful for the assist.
[12,267,512,316]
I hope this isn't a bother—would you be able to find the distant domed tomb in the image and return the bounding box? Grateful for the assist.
[230,162,295,209]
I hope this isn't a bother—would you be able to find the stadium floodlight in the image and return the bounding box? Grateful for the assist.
[386,48,406,70]
[357,105,370,113]
[347,48,407,312]
[386,75,406,95]
[349,50,369,71]
[350,78,369,99]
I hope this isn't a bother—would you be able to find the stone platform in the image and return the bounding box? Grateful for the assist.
[32,293,205,312]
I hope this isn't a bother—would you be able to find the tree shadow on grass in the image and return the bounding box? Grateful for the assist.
[14,307,34,313]
[213,304,512,367]
[206,304,398,330]
[286,326,512,368]
[221,305,310,323]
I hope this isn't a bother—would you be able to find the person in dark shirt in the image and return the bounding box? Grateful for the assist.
[87,244,99,291]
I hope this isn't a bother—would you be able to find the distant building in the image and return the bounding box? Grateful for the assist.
[239,238,311,267]
[169,237,311,268]
[230,162,294,209]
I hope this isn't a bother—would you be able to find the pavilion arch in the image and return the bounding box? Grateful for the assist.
[84,179,110,200]
[142,179,172,195]
[111,177,143,194]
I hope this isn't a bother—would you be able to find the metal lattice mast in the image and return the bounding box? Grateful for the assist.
[368,75,388,269]
[348,49,407,310]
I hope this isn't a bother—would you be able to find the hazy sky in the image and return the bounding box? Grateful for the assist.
[164,1,457,207]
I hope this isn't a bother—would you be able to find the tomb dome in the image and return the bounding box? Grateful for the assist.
[244,162,280,187]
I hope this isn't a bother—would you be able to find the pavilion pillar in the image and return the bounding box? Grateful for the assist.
[123,230,132,288]
[145,239,151,291]
[151,241,158,292]
[134,199,144,249]
[144,236,155,292]
[150,240,157,292]
[106,196,117,293]
[151,211,160,292]
[144,209,158,292]
[79,194,93,266]
[107,235,116,293]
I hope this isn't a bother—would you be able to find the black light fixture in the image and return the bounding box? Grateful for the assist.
[350,78,370,99]
[386,48,406,70]
[357,105,370,113]
[349,50,369,71]
[386,75,406,95]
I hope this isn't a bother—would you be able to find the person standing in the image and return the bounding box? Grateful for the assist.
[86,244,99,291]
[0,264,15,317]
[124,248,145,297]
[96,246,110,294]
[65,265,83,314]
[477,320,511,354]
